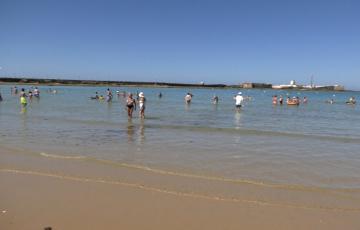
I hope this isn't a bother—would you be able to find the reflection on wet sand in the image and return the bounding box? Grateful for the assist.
[127,119,135,143]
[126,119,146,144]
[138,120,145,145]
[20,105,27,115]
[234,111,242,129]
[184,103,191,111]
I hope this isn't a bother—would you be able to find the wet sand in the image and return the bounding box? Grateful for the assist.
[1,147,360,230]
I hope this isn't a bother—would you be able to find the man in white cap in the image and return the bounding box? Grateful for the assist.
[234,92,244,110]
[138,92,146,118]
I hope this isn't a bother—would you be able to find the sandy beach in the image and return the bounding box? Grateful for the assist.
[1,146,359,230]
[2,0,360,228]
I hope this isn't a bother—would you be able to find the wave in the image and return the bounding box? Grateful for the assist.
[35,151,360,193]
[144,124,360,143]
[1,168,359,213]
[40,152,87,160]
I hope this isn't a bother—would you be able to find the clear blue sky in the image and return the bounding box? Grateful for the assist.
[1,0,359,89]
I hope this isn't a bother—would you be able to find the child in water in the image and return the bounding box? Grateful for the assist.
[20,88,27,106]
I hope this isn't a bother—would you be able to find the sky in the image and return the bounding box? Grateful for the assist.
[0,0,359,89]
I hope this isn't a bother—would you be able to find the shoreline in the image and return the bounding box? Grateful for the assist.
[0,77,353,92]
[1,146,360,229]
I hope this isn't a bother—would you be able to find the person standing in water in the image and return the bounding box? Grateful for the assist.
[279,96,284,105]
[126,93,137,118]
[28,90,33,100]
[33,87,40,97]
[303,96,308,104]
[138,92,146,118]
[106,88,113,102]
[234,92,244,110]
[158,92,162,98]
[0,92,3,101]
[212,95,219,104]
[20,88,27,106]
[13,86,19,95]
[185,92,192,104]
[347,96,356,105]
[272,95,278,105]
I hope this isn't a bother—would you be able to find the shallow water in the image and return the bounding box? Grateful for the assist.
[0,84,359,189]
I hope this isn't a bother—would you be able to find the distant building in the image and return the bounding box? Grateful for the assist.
[333,85,345,91]
[241,82,272,89]
[242,83,254,89]
[273,80,345,91]
[272,80,299,89]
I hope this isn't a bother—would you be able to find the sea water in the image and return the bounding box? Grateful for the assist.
[0,84,359,189]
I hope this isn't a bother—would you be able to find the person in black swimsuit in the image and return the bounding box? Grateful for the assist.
[126,93,136,118]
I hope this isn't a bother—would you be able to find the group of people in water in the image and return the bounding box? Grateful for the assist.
[91,88,148,118]
[272,95,307,106]
[272,94,357,106]
[124,92,146,118]
[0,86,357,118]
[90,88,115,101]
[325,96,357,105]
[9,86,41,106]
[185,91,245,110]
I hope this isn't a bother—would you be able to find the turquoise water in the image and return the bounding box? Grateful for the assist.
[1,84,360,188]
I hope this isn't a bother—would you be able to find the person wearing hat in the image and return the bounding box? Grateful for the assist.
[138,92,146,118]
[234,92,244,110]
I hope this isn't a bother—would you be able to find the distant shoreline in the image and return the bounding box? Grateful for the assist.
[0,77,353,92]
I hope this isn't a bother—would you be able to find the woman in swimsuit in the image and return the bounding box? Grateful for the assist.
[138,92,146,118]
[126,93,136,118]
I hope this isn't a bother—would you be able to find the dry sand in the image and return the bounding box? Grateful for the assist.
[1,146,360,230]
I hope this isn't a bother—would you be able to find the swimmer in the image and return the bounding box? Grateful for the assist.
[91,92,99,100]
[326,99,335,104]
[346,96,356,105]
[138,92,146,118]
[287,96,300,105]
[126,93,137,118]
[234,92,244,110]
[185,92,192,104]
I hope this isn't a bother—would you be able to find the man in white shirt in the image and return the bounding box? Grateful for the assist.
[234,92,244,109]
[184,93,192,104]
